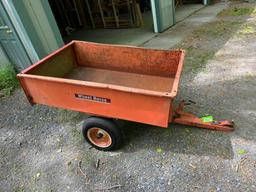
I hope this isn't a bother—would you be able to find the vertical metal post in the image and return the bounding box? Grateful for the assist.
[150,0,159,33]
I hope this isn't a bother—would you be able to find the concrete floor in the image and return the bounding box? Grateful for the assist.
[64,4,205,46]
[176,4,204,23]
[64,11,155,46]
[141,3,229,49]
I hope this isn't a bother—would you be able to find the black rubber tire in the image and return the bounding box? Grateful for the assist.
[82,117,122,151]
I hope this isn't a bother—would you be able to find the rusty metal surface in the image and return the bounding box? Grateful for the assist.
[21,42,76,75]
[66,67,175,92]
[27,46,76,77]
[87,128,112,148]
[172,101,235,132]
[74,41,183,77]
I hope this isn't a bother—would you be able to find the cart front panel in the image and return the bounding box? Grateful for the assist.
[18,75,172,127]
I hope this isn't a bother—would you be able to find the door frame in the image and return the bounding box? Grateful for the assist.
[151,0,209,33]
[1,0,39,64]
[151,0,176,33]
[151,0,159,33]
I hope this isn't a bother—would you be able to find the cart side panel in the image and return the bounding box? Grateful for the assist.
[25,45,76,78]
[18,76,172,127]
[74,41,181,77]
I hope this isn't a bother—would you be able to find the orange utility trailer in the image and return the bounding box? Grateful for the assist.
[18,41,234,151]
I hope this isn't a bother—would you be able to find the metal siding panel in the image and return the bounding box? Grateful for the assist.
[40,0,64,49]
[0,1,32,70]
[12,0,47,59]
[154,0,175,32]
[13,0,63,57]
[2,0,39,63]
[0,45,10,67]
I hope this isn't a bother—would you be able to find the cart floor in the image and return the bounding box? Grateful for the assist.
[66,66,174,92]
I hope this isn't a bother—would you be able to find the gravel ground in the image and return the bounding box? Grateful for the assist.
[1,1,256,192]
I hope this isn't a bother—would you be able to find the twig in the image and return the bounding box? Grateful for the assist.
[77,161,88,182]
[240,157,248,164]
[236,157,248,172]
[95,184,123,191]
[77,161,122,190]
[96,159,100,169]
[235,163,240,172]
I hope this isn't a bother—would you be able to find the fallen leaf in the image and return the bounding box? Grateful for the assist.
[189,163,197,169]
[237,149,247,155]
[156,148,163,153]
[57,148,62,153]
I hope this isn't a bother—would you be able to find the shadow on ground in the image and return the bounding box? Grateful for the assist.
[120,121,234,159]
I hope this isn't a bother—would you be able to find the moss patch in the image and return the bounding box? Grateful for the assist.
[237,24,256,36]
[0,65,19,97]
[192,20,242,37]
[174,21,242,73]
[218,7,256,17]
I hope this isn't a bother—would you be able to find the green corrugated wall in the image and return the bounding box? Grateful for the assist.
[12,0,63,59]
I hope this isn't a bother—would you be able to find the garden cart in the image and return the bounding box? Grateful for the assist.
[17,41,234,151]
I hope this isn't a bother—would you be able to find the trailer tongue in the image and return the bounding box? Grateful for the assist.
[173,100,234,132]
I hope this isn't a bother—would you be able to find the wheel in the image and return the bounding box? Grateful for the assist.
[82,117,122,151]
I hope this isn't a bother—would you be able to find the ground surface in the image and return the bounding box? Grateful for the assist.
[1,1,256,192]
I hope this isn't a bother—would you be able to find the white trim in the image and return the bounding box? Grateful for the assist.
[2,0,39,63]
[150,0,159,33]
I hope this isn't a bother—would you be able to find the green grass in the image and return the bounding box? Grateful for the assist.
[193,21,242,37]
[237,149,248,155]
[0,65,19,97]
[174,20,242,73]
[237,24,256,35]
[218,7,256,17]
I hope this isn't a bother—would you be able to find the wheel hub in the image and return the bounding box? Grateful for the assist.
[87,128,112,148]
